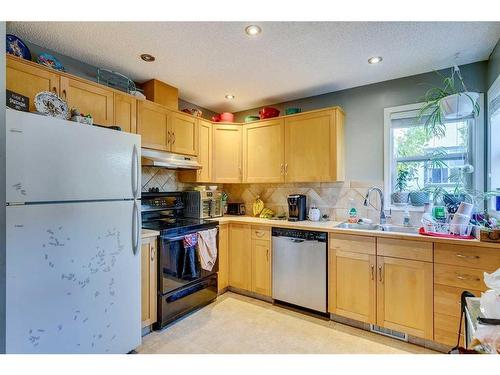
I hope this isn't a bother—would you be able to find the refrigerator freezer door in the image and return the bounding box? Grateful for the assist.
[6,200,141,353]
[6,109,141,203]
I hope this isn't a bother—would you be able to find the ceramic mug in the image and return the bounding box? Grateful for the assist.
[308,207,321,222]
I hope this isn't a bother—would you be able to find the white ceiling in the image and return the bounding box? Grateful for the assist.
[7,22,500,112]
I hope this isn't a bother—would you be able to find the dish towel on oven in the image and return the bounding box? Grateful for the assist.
[182,233,199,280]
[197,228,218,271]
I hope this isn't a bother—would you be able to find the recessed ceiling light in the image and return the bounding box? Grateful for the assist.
[368,56,383,64]
[245,25,262,36]
[140,53,155,62]
[225,94,235,100]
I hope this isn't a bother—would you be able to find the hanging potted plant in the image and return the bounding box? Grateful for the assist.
[419,65,480,138]
[391,166,411,205]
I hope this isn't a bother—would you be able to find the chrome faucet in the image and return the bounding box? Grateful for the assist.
[364,187,388,225]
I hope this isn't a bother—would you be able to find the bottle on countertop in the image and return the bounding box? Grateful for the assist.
[347,198,358,223]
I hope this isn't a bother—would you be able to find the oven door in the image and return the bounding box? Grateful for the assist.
[158,229,218,295]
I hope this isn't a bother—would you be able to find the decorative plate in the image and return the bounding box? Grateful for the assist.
[36,52,65,71]
[34,91,69,120]
[6,34,31,60]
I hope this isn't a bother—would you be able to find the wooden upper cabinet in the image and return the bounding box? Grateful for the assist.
[376,256,433,339]
[197,119,213,182]
[284,108,344,182]
[60,76,114,125]
[243,119,285,183]
[213,124,242,183]
[6,56,60,112]
[228,224,251,291]
[114,93,137,133]
[137,100,169,151]
[170,111,198,156]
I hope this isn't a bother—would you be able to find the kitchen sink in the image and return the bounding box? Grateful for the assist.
[335,222,420,234]
[378,224,421,234]
[335,222,380,230]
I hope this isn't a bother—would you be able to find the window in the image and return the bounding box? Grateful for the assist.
[488,75,500,210]
[384,99,484,209]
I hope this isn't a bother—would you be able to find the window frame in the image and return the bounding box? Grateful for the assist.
[383,96,484,211]
[487,75,500,211]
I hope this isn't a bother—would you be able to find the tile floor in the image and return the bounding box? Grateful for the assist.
[136,292,438,354]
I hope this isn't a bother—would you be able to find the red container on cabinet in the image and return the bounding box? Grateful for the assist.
[259,107,280,119]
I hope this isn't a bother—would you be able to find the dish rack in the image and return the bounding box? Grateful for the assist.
[97,68,138,94]
[421,213,475,239]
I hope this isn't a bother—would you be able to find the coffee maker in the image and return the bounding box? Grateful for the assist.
[287,194,307,221]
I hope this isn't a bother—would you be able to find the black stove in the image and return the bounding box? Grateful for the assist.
[141,191,219,329]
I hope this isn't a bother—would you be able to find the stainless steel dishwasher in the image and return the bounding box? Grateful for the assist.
[272,227,327,313]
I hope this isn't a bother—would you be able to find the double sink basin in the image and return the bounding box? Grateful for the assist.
[335,222,420,234]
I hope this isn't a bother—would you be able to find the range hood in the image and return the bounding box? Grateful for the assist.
[141,148,202,170]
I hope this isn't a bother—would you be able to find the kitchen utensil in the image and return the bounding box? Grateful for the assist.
[208,185,218,191]
[6,34,31,60]
[259,107,280,119]
[36,52,65,71]
[219,112,234,122]
[34,91,69,120]
[285,107,301,115]
[308,207,321,222]
[244,115,260,123]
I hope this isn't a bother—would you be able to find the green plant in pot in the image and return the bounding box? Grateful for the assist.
[391,166,411,205]
[418,66,479,139]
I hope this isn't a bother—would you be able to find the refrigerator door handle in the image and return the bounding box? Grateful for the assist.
[132,200,140,255]
[132,144,140,199]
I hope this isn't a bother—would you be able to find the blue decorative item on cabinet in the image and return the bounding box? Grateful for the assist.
[36,53,65,71]
[6,34,31,60]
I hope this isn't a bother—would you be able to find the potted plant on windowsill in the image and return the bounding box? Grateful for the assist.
[419,65,480,138]
[391,167,411,205]
[409,189,430,207]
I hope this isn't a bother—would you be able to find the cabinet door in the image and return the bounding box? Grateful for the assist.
[6,56,60,112]
[376,256,433,339]
[284,109,343,182]
[60,76,114,125]
[141,238,157,328]
[243,119,285,183]
[213,125,242,183]
[217,224,229,292]
[170,111,198,156]
[197,119,212,182]
[114,93,137,133]
[228,224,251,290]
[329,249,376,324]
[136,100,169,151]
[251,239,271,296]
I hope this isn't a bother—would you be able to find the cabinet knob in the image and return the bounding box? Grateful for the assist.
[378,265,383,282]
[371,265,375,280]
[456,273,480,282]
[456,253,480,260]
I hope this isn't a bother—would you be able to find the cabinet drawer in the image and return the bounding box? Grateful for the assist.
[434,313,464,347]
[330,234,376,255]
[251,226,270,241]
[434,263,487,290]
[435,243,500,271]
[434,284,482,317]
[377,238,433,262]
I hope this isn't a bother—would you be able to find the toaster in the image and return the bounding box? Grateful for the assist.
[227,202,246,215]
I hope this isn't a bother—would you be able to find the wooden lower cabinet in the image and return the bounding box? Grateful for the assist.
[251,238,271,296]
[228,224,252,290]
[329,249,376,324]
[217,224,229,292]
[141,236,158,328]
[376,256,433,339]
[228,224,271,296]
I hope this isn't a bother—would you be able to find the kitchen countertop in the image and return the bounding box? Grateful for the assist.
[141,229,160,239]
[211,216,500,249]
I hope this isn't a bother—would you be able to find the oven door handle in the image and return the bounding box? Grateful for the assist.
[161,225,219,242]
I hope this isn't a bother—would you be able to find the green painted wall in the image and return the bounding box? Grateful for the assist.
[235,61,489,181]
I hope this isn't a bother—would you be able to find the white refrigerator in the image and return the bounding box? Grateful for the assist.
[5,109,142,354]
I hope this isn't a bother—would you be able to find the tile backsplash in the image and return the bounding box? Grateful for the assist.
[223,180,424,226]
[141,167,191,192]
[140,170,423,226]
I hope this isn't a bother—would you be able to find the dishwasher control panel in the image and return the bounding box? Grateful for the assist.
[271,227,327,242]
